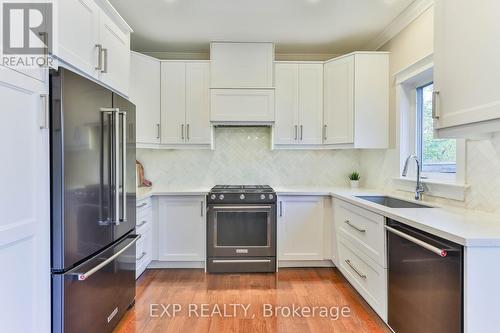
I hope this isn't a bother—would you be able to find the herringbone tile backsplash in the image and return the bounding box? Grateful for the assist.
[137,127,361,188]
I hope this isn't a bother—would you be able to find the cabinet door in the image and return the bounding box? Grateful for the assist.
[57,0,100,78]
[434,0,500,130]
[185,62,211,144]
[274,63,299,145]
[157,197,205,261]
[298,64,323,145]
[278,196,324,261]
[161,62,186,144]
[323,56,354,144]
[130,53,161,145]
[0,66,50,333]
[98,11,131,96]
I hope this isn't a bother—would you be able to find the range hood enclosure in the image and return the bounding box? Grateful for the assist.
[209,42,275,123]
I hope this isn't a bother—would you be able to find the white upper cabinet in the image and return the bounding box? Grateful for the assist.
[210,42,274,88]
[57,0,100,78]
[434,0,500,137]
[323,52,389,148]
[161,61,211,146]
[210,88,275,123]
[273,62,323,146]
[98,11,131,96]
[130,52,161,145]
[323,55,354,145]
[56,0,132,96]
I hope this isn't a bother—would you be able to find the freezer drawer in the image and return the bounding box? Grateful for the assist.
[52,234,139,333]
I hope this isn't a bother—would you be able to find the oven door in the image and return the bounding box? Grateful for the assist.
[207,204,276,257]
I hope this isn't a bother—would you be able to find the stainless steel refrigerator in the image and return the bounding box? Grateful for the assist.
[50,68,138,333]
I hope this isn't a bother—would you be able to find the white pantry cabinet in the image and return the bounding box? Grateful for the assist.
[277,196,325,261]
[157,196,206,262]
[434,0,500,137]
[323,52,389,148]
[161,61,211,146]
[274,62,323,146]
[130,52,161,145]
[0,66,50,333]
[210,42,274,88]
[56,0,132,96]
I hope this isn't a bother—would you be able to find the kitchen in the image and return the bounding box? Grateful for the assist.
[2,0,500,333]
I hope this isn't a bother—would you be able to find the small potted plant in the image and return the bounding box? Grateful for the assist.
[348,171,361,189]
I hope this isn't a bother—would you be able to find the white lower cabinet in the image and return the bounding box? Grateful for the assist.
[136,197,153,278]
[278,196,325,261]
[333,199,387,321]
[157,196,206,262]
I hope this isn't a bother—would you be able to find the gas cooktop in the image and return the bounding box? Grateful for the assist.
[210,185,274,193]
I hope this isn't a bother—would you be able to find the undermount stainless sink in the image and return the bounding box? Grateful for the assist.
[355,196,434,209]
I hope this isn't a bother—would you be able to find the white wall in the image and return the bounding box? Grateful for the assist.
[360,6,500,214]
[137,127,361,187]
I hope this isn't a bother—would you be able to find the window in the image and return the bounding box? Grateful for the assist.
[416,82,457,176]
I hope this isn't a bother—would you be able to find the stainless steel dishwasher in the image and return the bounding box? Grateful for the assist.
[386,219,463,333]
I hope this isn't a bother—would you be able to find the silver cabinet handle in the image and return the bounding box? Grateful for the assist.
[345,220,366,233]
[323,124,327,141]
[137,220,148,228]
[300,125,303,140]
[294,125,298,140]
[39,94,49,129]
[156,123,160,139]
[187,124,190,141]
[95,44,103,71]
[137,202,147,208]
[385,225,448,257]
[432,90,440,119]
[70,235,140,281]
[136,252,147,262]
[345,259,366,279]
[279,201,283,217]
[200,201,204,217]
[181,124,184,140]
[101,48,108,73]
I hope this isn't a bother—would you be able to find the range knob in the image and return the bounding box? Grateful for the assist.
[210,194,216,200]
[240,194,245,200]
[269,194,274,200]
[219,194,224,200]
[260,194,266,200]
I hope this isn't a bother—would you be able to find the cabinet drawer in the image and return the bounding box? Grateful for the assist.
[335,200,386,267]
[136,209,152,232]
[135,228,152,279]
[136,197,152,214]
[338,237,387,321]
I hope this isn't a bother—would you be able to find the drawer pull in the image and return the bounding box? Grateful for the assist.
[345,259,367,279]
[345,220,366,233]
[137,202,147,208]
[136,252,147,262]
[137,220,148,228]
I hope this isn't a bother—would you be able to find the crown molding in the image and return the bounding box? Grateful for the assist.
[364,0,434,51]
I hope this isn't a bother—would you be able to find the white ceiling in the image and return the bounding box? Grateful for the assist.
[109,0,416,54]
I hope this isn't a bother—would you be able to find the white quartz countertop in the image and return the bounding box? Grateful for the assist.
[137,185,500,247]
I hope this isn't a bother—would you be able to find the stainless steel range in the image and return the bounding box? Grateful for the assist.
[207,185,277,273]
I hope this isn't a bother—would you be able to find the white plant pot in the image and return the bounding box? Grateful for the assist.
[350,180,359,189]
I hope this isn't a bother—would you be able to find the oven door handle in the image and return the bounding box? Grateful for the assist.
[211,205,272,210]
[212,259,272,264]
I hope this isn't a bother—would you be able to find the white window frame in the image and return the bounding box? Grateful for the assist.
[393,54,468,201]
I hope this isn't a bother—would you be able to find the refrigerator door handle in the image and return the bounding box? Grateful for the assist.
[69,234,141,281]
[101,108,121,226]
[120,111,127,223]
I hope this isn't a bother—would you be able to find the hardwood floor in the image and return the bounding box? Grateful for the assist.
[114,268,391,333]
